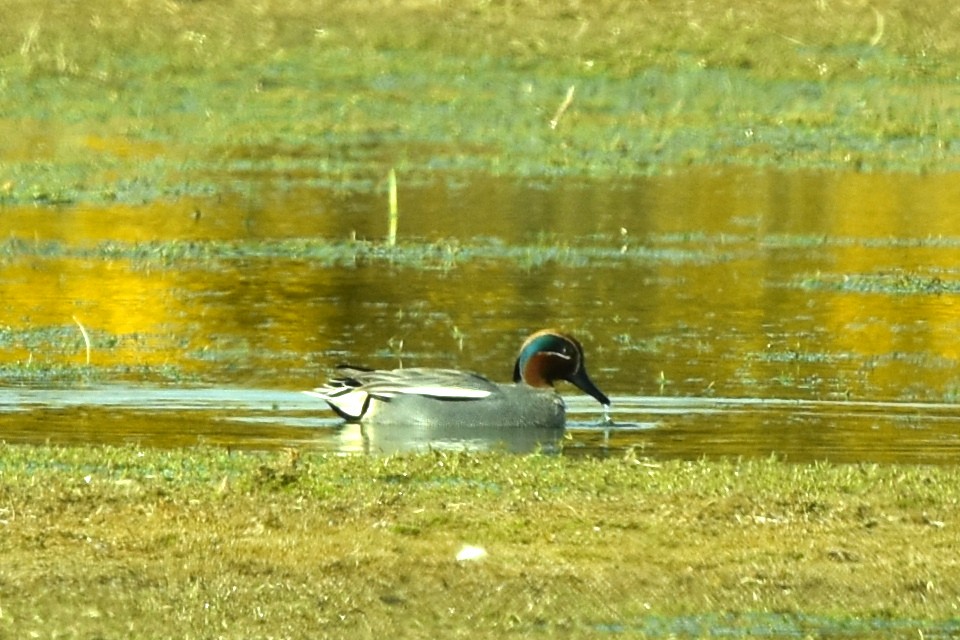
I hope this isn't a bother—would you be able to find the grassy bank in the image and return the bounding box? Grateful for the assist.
[2,0,960,207]
[2,445,959,637]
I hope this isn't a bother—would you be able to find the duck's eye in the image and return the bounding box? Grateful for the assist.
[554,344,574,358]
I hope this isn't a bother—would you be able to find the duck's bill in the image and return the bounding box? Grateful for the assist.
[567,368,611,406]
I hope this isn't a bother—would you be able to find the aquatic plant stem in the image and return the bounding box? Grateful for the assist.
[72,315,91,365]
[549,85,575,129]
[870,9,885,46]
[387,168,398,246]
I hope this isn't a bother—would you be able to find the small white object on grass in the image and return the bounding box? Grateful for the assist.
[456,545,487,562]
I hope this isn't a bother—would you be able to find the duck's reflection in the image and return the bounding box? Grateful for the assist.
[335,422,566,455]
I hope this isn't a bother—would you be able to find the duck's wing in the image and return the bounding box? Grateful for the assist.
[304,367,497,421]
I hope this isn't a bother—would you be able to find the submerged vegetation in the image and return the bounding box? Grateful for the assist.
[0,235,726,269]
[798,270,960,294]
[2,445,960,637]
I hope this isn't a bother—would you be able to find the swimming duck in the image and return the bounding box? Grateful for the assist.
[305,329,610,428]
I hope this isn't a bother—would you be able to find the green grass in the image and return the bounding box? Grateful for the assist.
[2,0,960,208]
[2,445,960,637]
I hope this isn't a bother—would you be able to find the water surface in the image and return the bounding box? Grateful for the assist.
[4,167,960,461]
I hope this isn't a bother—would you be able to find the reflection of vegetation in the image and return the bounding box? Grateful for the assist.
[2,0,960,206]
[4,445,960,637]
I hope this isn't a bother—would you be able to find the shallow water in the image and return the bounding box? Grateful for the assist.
[4,166,960,461]
[2,386,959,462]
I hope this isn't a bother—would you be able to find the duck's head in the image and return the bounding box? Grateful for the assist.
[512,329,610,406]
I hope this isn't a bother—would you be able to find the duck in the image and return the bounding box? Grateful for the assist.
[304,329,610,428]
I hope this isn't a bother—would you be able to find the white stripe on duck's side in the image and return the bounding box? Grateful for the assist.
[304,367,497,421]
